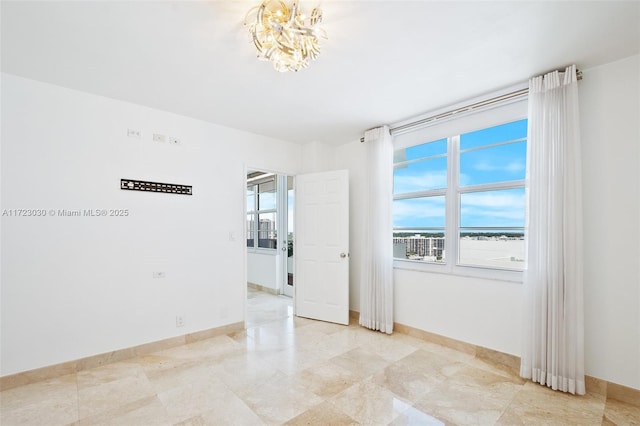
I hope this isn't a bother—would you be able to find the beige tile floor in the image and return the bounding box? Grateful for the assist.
[1,288,639,425]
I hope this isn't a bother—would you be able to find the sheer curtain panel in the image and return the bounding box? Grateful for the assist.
[520,65,585,395]
[359,126,394,333]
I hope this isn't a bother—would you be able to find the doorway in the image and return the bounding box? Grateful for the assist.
[246,170,294,300]
[245,168,350,327]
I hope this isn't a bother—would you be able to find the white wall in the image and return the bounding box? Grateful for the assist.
[334,140,366,312]
[247,251,278,290]
[580,55,640,390]
[301,141,335,173]
[0,74,302,376]
[336,54,640,390]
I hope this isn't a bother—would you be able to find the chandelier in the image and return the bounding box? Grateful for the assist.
[245,0,326,72]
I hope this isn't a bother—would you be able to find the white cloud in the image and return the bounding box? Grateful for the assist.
[460,190,525,224]
[393,197,445,226]
[462,191,524,209]
[461,206,524,221]
[473,161,525,173]
[393,171,447,194]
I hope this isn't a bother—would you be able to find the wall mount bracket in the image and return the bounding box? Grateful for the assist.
[120,179,192,195]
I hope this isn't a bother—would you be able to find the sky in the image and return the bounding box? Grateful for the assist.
[393,119,527,232]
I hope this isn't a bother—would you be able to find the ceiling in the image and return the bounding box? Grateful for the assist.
[2,1,639,146]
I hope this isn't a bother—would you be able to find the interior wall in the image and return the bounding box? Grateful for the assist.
[0,73,302,376]
[335,54,640,390]
[580,54,639,390]
[247,251,278,291]
[333,140,366,313]
[301,141,335,173]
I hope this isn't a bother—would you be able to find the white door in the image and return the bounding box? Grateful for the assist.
[295,169,349,325]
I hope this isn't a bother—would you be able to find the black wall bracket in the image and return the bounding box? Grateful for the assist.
[120,179,192,195]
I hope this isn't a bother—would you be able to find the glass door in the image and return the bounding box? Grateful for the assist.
[277,175,294,298]
[284,176,294,297]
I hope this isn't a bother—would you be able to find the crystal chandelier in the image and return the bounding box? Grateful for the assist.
[245,0,326,72]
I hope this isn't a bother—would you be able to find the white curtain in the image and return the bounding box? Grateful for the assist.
[359,126,394,333]
[520,65,585,395]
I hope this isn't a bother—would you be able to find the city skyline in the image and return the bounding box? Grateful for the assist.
[393,234,525,269]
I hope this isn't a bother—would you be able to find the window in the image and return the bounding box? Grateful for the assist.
[393,118,527,273]
[247,176,278,249]
[393,139,447,263]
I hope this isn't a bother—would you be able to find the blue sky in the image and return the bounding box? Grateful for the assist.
[393,119,527,231]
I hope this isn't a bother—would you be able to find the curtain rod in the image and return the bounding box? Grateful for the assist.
[361,68,582,142]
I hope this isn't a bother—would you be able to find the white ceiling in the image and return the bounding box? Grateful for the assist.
[2,1,639,146]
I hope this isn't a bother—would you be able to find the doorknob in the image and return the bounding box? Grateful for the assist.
[340,252,348,258]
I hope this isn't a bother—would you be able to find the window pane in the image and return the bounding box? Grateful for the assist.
[394,157,447,194]
[258,191,276,210]
[288,190,294,234]
[393,196,446,229]
[247,187,255,212]
[393,196,445,233]
[460,188,525,228]
[403,139,447,161]
[246,213,255,247]
[460,119,527,150]
[459,230,524,270]
[394,231,445,263]
[258,180,276,210]
[258,212,277,249]
[460,141,526,186]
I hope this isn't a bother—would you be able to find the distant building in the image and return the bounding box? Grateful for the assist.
[257,218,277,248]
[393,234,445,260]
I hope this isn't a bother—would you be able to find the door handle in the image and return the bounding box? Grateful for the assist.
[340,252,348,258]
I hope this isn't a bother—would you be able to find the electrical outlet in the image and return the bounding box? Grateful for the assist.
[127,128,141,138]
[176,315,185,327]
[169,137,180,145]
[152,272,166,279]
[153,133,166,143]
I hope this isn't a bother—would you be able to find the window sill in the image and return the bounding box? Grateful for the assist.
[393,259,523,283]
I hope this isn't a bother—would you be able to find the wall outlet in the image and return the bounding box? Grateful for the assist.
[152,272,166,278]
[176,315,185,327]
[153,133,166,143]
[169,137,180,145]
[127,128,141,138]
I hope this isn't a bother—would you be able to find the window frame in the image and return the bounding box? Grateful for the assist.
[392,101,528,283]
[247,177,278,252]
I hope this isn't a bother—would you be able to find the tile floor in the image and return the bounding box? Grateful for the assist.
[1,288,639,425]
